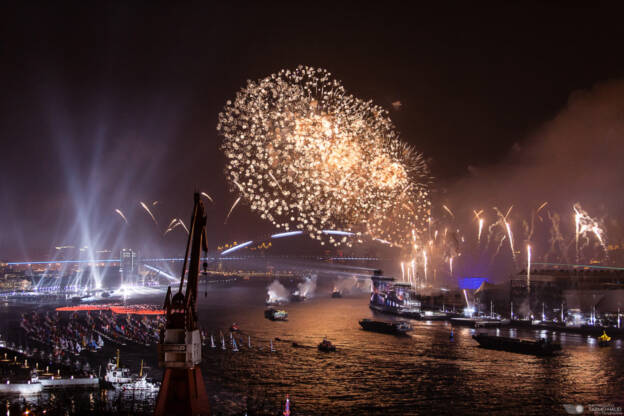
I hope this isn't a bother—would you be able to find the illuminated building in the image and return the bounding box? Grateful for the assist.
[120,249,138,285]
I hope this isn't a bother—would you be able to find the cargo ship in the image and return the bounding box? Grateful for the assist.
[369,270,421,319]
[472,333,561,355]
[359,319,412,335]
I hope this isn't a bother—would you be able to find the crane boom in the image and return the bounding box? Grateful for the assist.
[155,192,210,415]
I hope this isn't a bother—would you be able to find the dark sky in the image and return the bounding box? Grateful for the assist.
[1,2,623,260]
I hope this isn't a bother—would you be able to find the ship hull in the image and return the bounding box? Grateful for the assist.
[369,304,421,319]
[472,334,561,356]
[359,319,411,335]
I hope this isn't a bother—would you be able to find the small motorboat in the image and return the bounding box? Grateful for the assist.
[331,289,342,298]
[598,331,612,347]
[230,323,240,332]
[265,308,288,321]
[317,339,336,352]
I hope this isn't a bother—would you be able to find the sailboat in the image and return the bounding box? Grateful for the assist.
[221,334,226,350]
[248,336,251,348]
[232,337,239,352]
[210,334,216,348]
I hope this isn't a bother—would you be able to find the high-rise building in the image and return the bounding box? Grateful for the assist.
[120,249,137,284]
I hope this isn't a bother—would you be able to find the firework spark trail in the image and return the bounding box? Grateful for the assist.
[442,205,455,219]
[463,289,470,309]
[504,205,513,220]
[224,197,241,224]
[478,218,484,243]
[163,218,181,236]
[493,206,516,263]
[217,65,430,247]
[528,201,549,244]
[505,221,516,262]
[527,244,531,295]
[573,203,607,261]
[473,209,483,220]
[115,209,128,224]
[177,219,189,234]
[423,250,428,281]
[139,202,158,226]
[490,235,507,266]
[200,192,214,203]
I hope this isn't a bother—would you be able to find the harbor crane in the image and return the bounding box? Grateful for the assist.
[155,193,210,415]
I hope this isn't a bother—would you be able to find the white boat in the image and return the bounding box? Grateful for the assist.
[104,352,133,388]
[119,361,159,392]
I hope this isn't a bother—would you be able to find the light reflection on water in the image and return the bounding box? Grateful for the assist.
[0,286,622,415]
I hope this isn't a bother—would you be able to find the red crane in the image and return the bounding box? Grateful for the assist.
[155,193,210,415]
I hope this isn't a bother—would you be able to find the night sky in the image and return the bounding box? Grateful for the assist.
[2,3,624,261]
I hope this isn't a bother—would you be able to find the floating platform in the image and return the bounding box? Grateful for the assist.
[0,381,42,394]
[40,376,99,389]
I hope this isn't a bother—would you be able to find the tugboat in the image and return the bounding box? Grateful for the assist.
[331,289,342,298]
[104,350,159,391]
[119,361,160,392]
[317,338,336,352]
[104,350,133,388]
[359,319,412,335]
[598,331,612,347]
[264,308,288,321]
[472,333,561,356]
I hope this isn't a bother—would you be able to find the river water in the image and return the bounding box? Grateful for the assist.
[1,285,623,415]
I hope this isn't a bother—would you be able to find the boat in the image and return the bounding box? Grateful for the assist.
[265,298,286,306]
[331,289,342,298]
[104,353,158,390]
[264,308,288,321]
[369,270,422,319]
[451,317,502,328]
[103,350,133,388]
[420,310,457,321]
[230,323,240,332]
[598,331,612,347]
[317,339,336,352]
[290,292,306,302]
[232,338,239,352]
[119,361,159,392]
[359,319,412,335]
[472,333,561,356]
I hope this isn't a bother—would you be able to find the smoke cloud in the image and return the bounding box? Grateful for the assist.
[266,279,290,303]
[446,79,624,279]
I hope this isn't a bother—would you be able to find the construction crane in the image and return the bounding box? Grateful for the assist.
[155,193,210,415]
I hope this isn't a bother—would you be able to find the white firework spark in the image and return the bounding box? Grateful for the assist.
[115,209,128,224]
[139,201,158,226]
[218,65,430,246]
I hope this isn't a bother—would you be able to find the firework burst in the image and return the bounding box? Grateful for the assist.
[218,65,430,246]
